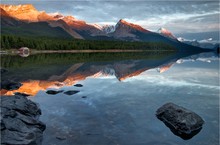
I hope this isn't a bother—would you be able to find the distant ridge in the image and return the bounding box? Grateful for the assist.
[0,4,208,51]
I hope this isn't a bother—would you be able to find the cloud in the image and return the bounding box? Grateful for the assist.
[126,11,219,33]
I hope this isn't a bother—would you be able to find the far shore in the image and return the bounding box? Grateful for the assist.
[0,49,176,55]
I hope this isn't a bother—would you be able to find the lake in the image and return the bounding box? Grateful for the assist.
[1,51,219,145]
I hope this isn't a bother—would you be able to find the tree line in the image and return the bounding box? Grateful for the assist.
[1,34,177,51]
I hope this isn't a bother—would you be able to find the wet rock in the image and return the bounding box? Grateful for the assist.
[156,102,204,140]
[1,95,46,145]
[0,80,22,90]
[64,90,80,95]
[14,92,31,97]
[74,84,83,87]
[46,90,63,95]
[0,68,8,74]
[56,135,67,140]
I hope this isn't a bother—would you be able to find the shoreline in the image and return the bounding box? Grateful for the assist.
[0,49,176,56]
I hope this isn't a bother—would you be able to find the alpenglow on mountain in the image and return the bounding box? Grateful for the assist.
[0,4,207,51]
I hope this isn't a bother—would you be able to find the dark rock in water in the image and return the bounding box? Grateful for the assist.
[0,68,8,74]
[14,92,31,97]
[82,96,87,98]
[46,90,63,95]
[156,102,204,140]
[56,135,67,140]
[214,44,219,54]
[0,80,22,90]
[64,90,80,95]
[74,84,83,87]
[1,95,46,145]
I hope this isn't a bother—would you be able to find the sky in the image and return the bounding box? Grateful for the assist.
[1,0,220,35]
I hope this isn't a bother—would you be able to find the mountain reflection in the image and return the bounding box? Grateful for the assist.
[1,51,217,96]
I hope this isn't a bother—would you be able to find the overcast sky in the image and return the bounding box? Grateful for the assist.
[1,0,220,34]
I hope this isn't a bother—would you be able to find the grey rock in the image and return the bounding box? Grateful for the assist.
[0,68,8,74]
[0,79,22,90]
[46,90,63,95]
[64,90,80,95]
[1,95,41,117]
[156,102,204,140]
[1,95,46,145]
[14,92,31,97]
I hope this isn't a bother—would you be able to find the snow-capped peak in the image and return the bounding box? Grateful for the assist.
[89,23,116,34]
[101,24,115,34]
[177,37,185,42]
[48,12,64,19]
[0,4,37,12]
[177,37,198,42]
[90,23,103,30]
[158,27,177,40]
[64,15,77,21]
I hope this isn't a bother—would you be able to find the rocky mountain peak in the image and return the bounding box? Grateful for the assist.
[0,4,41,22]
[158,27,177,40]
[0,4,37,13]
[116,19,148,33]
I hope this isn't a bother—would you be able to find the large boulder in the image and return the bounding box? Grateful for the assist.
[156,102,204,140]
[1,95,46,145]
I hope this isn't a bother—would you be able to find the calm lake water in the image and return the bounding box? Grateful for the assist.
[1,51,219,145]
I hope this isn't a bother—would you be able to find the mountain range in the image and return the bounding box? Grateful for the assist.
[0,4,211,51]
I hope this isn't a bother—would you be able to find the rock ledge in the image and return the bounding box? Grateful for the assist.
[1,95,46,145]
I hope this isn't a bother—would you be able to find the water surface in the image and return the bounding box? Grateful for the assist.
[1,51,219,145]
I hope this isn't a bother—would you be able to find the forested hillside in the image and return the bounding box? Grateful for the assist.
[1,35,177,51]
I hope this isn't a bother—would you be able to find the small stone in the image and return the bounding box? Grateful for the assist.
[82,96,87,98]
[46,90,63,95]
[156,102,204,140]
[74,84,83,87]
[56,136,66,140]
[64,90,80,95]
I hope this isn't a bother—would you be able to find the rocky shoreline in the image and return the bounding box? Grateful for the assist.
[1,95,46,145]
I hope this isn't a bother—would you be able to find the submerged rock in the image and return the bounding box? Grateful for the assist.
[74,84,83,87]
[46,90,63,95]
[14,92,31,97]
[1,95,46,145]
[156,102,204,140]
[56,135,67,140]
[0,68,8,74]
[0,80,22,90]
[64,90,80,95]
